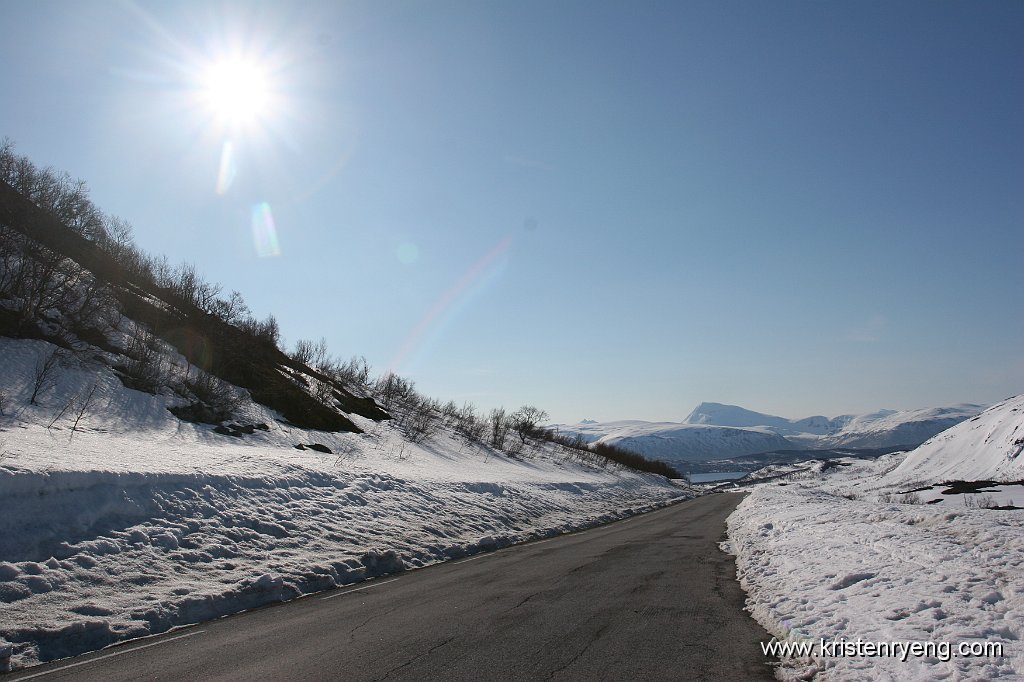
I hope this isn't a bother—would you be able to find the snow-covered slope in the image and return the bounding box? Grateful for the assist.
[0,338,684,670]
[882,395,1024,485]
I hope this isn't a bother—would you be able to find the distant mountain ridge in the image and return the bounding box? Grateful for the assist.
[552,401,984,463]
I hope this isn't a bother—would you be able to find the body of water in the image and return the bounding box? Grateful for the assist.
[687,471,748,483]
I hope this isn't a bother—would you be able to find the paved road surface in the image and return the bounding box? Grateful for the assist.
[7,493,776,681]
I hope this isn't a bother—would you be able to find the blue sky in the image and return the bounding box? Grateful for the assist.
[2,1,1021,423]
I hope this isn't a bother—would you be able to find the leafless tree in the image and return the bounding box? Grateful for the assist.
[48,393,76,429]
[98,215,135,262]
[150,253,174,289]
[70,382,99,434]
[489,407,510,450]
[210,290,250,325]
[30,347,62,405]
[0,226,92,331]
[510,405,550,446]
[0,138,17,181]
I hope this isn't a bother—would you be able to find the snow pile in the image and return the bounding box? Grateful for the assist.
[726,457,1023,680]
[883,395,1024,486]
[0,339,684,670]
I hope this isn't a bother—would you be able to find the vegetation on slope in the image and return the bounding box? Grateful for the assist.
[0,139,680,478]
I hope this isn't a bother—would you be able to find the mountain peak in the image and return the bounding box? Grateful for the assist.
[683,402,791,429]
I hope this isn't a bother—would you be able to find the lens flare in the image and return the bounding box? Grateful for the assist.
[251,202,280,257]
[388,237,512,373]
[215,140,237,194]
[397,242,420,265]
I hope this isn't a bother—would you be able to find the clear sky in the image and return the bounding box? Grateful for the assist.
[1,1,1021,423]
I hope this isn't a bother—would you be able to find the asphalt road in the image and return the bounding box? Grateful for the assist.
[7,493,776,681]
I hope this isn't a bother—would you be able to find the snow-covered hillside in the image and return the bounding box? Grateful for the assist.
[727,398,1024,679]
[555,401,983,463]
[0,338,685,671]
[883,395,1024,486]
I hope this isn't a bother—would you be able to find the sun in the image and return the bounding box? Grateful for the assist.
[200,57,272,126]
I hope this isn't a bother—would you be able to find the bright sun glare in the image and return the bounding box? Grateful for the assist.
[200,58,271,125]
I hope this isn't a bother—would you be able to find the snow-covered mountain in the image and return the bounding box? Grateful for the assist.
[555,401,984,463]
[683,402,823,435]
[587,422,792,463]
[882,394,1024,485]
[814,404,983,450]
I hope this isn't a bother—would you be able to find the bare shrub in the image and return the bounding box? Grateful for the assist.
[238,313,281,349]
[455,402,486,444]
[182,366,242,420]
[373,372,415,410]
[121,326,167,393]
[333,355,371,390]
[439,400,459,425]
[311,376,335,405]
[291,338,327,368]
[405,394,439,443]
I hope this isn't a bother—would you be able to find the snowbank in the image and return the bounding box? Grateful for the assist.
[0,339,685,670]
[725,458,1023,680]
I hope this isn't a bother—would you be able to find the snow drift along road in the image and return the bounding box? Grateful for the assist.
[0,338,685,671]
[726,395,1024,680]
